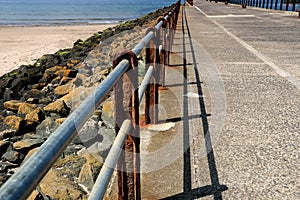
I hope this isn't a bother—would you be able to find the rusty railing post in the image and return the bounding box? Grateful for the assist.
[113,50,140,200]
[145,28,159,124]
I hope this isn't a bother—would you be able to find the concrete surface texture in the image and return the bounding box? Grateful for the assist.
[141,1,299,199]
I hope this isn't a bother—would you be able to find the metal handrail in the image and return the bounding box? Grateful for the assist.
[138,66,154,103]
[88,119,132,200]
[0,1,181,199]
[0,59,130,200]
[222,0,299,11]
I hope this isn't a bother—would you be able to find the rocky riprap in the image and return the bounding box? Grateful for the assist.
[0,6,170,199]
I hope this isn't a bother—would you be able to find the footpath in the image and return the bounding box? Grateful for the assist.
[141,1,299,199]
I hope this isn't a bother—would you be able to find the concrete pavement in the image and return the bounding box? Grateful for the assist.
[141,1,299,199]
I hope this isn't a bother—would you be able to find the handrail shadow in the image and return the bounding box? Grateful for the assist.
[160,4,227,200]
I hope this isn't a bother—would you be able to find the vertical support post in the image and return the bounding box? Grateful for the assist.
[293,0,296,10]
[113,50,140,200]
[292,0,296,11]
[145,29,158,124]
[259,0,262,8]
[270,0,273,9]
[286,0,289,11]
[275,0,278,9]
[280,0,283,10]
[156,17,167,87]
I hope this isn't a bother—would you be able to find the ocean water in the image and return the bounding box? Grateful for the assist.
[0,0,179,26]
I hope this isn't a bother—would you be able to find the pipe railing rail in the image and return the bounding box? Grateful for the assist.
[217,0,300,11]
[0,1,181,200]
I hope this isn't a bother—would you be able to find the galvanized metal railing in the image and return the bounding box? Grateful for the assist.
[222,0,299,11]
[0,1,181,200]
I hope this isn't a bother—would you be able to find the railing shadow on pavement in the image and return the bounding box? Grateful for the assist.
[160,4,228,200]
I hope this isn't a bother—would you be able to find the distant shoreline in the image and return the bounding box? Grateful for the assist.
[0,19,127,27]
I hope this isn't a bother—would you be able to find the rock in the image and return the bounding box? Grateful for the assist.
[59,86,94,111]
[0,140,12,157]
[78,153,103,191]
[39,97,52,105]
[27,190,42,200]
[101,98,114,127]
[59,76,73,85]
[44,99,70,117]
[32,83,47,90]
[39,169,86,200]
[18,103,37,115]
[25,107,45,124]
[42,66,66,83]
[21,147,38,164]
[0,129,16,140]
[50,76,62,85]
[35,154,88,199]
[22,89,45,100]
[67,59,81,68]
[79,127,114,158]
[0,110,15,118]
[3,116,25,131]
[0,161,17,173]
[73,74,87,87]
[55,69,77,78]
[2,150,24,164]
[77,116,99,144]
[0,173,10,186]
[63,69,78,78]
[26,98,39,104]
[36,117,59,139]
[3,88,14,101]
[4,100,23,112]
[78,162,94,191]
[55,118,67,124]
[54,84,73,97]
[13,138,44,151]
[53,155,86,182]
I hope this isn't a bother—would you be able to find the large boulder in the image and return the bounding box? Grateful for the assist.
[54,84,73,97]
[44,100,70,117]
[0,129,16,140]
[78,153,103,191]
[38,169,87,200]
[18,103,37,116]
[25,107,45,124]
[3,116,25,131]
[22,89,45,101]
[41,65,66,83]
[1,150,24,164]
[35,117,59,139]
[4,100,23,112]
[13,138,44,152]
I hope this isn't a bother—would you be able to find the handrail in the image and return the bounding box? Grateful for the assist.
[0,59,130,200]
[0,1,181,199]
[219,0,299,11]
[139,66,154,103]
[88,119,132,200]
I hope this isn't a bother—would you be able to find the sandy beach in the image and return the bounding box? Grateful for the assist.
[0,24,117,77]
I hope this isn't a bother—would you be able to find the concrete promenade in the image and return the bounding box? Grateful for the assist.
[141,1,299,199]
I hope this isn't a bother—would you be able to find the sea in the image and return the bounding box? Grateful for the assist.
[0,0,179,26]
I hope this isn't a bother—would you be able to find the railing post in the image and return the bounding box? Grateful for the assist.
[145,28,159,124]
[113,50,140,200]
